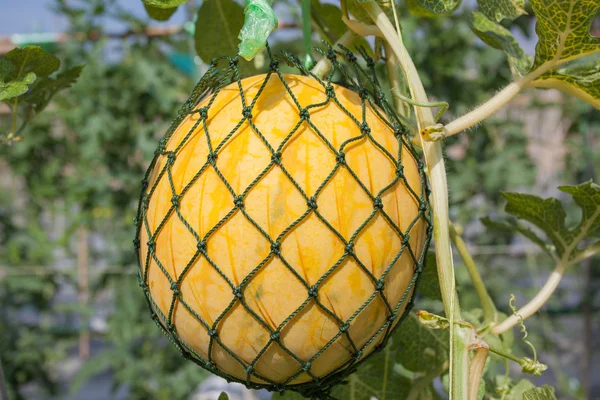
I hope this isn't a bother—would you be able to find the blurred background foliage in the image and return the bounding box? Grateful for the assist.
[0,0,598,399]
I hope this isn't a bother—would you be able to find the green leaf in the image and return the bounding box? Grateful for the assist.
[144,4,178,21]
[469,11,531,76]
[346,0,395,23]
[23,66,84,113]
[406,0,461,17]
[531,56,600,109]
[522,385,557,400]
[558,181,600,240]
[395,312,449,372]
[419,252,442,301]
[505,379,536,400]
[330,343,412,400]
[498,181,600,259]
[195,0,245,62]
[4,46,60,79]
[530,0,600,70]
[0,69,36,101]
[142,0,187,8]
[476,0,526,23]
[481,217,550,255]
[218,392,229,400]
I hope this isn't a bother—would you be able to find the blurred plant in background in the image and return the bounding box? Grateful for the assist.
[0,0,598,399]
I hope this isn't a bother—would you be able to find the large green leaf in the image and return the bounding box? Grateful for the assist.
[195,0,245,62]
[522,385,557,400]
[476,0,526,23]
[531,56,600,109]
[406,0,461,17]
[481,217,550,255]
[142,0,187,8]
[4,46,60,79]
[527,0,600,108]
[395,312,448,373]
[23,66,84,113]
[530,0,600,70]
[505,379,536,400]
[469,11,531,76]
[144,4,178,21]
[493,181,600,259]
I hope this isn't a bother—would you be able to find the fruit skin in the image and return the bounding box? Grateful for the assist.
[138,73,425,385]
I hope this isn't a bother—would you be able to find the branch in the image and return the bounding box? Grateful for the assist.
[492,263,566,335]
[450,223,498,328]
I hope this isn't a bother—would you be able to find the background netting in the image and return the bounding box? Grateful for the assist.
[134,44,432,399]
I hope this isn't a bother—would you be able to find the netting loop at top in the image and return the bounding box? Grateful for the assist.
[134,42,433,399]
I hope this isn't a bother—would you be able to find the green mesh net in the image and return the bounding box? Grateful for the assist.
[134,44,432,399]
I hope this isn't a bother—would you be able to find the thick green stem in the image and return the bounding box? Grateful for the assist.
[359,3,467,399]
[449,223,498,328]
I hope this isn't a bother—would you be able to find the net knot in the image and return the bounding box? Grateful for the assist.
[340,323,350,333]
[419,201,427,212]
[387,312,397,323]
[402,234,411,246]
[141,178,148,190]
[345,243,354,255]
[198,107,208,120]
[270,61,279,70]
[353,350,363,361]
[234,195,244,208]
[302,361,312,372]
[146,240,155,251]
[271,241,281,255]
[233,286,244,299]
[208,329,218,338]
[167,322,175,331]
[308,286,318,298]
[360,123,371,135]
[166,152,177,165]
[307,197,318,210]
[170,282,180,295]
[299,108,310,120]
[133,238,140,248]
[336,151,346,164]
[197,240,207,253]
[229,58,239,68]
[245,365,254,374]
[270,332,280,341]
[346,52,357,63]
[271,151,281,164]
[394,127,403,137]
[373,197,383,210]
[171,195,181,208]
[142,195,150,208]
[359,88,369,100]
[325,84,335,97]
[375,279,385,291]
[326,49,337,61]
[207,152,218,164]
[242,107,253,119]
[396,164,404,176]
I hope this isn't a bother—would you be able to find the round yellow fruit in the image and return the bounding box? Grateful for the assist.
[138,74,425,385]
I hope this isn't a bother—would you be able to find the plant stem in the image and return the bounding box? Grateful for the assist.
[359,3,467,399]
[468,346,488,400]
[567,242,600,266]
[492,263,566,334]
[426,61,553,140]
[449,223,498,327]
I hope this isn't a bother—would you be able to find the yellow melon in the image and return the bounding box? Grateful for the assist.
[138,73,425,385]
